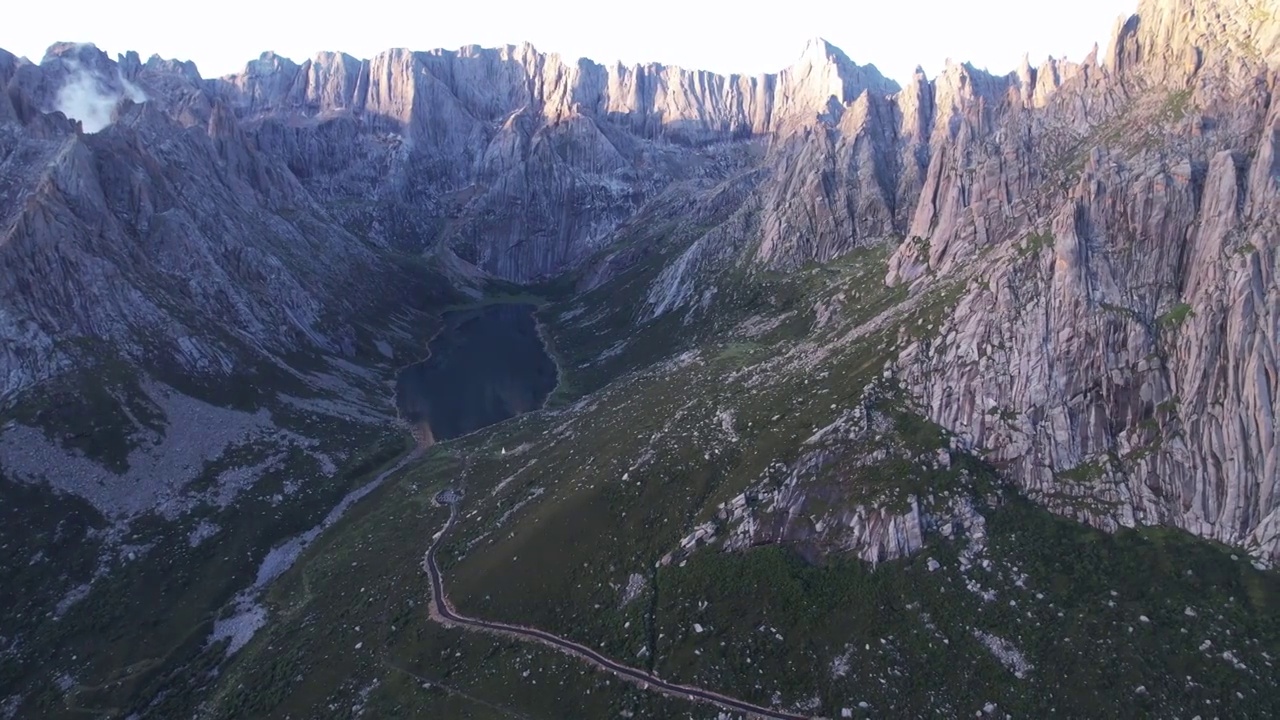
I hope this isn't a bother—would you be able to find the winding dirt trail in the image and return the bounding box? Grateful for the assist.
[423,493,818,720]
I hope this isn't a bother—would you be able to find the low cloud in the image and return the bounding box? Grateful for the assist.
[53,58,147,133]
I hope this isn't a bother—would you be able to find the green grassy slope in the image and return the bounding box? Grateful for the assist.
[187,236,1278,719]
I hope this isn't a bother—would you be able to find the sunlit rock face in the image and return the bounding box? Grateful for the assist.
[881,0,1280,562]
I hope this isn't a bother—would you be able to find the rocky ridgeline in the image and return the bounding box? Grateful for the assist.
[1,0,1278,560]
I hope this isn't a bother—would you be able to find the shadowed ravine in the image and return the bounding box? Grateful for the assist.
[395,303,558,443]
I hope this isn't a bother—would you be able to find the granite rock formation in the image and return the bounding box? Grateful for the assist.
[2,0,1278,560]
[887,0,1280,560]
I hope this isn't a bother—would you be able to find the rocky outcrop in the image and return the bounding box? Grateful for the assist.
[714,382,988,564]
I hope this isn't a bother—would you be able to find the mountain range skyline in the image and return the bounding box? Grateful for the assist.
[2,0,1279,716]
[4,0,1135,84]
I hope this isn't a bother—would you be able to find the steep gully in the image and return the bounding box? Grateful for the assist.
[423,492,814,720]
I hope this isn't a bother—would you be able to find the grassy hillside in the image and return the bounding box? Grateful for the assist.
[182,238,1279,719]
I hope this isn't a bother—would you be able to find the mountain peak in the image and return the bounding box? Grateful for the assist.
[242,50,299,78]
[41,42,108,67]
[798,36,849,64]
[789,36,899,97]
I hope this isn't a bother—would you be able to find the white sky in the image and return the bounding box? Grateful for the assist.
[4,0,1137,84]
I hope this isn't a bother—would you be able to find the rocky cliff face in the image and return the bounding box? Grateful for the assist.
[2,0,1278,561]
[639,0,1280,562]
[0,82,372,401]
[0,43,448,402]
[202,37,900,280]
[881,0,1280,561]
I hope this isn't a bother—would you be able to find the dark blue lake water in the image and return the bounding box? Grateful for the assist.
[394,303,557,443]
